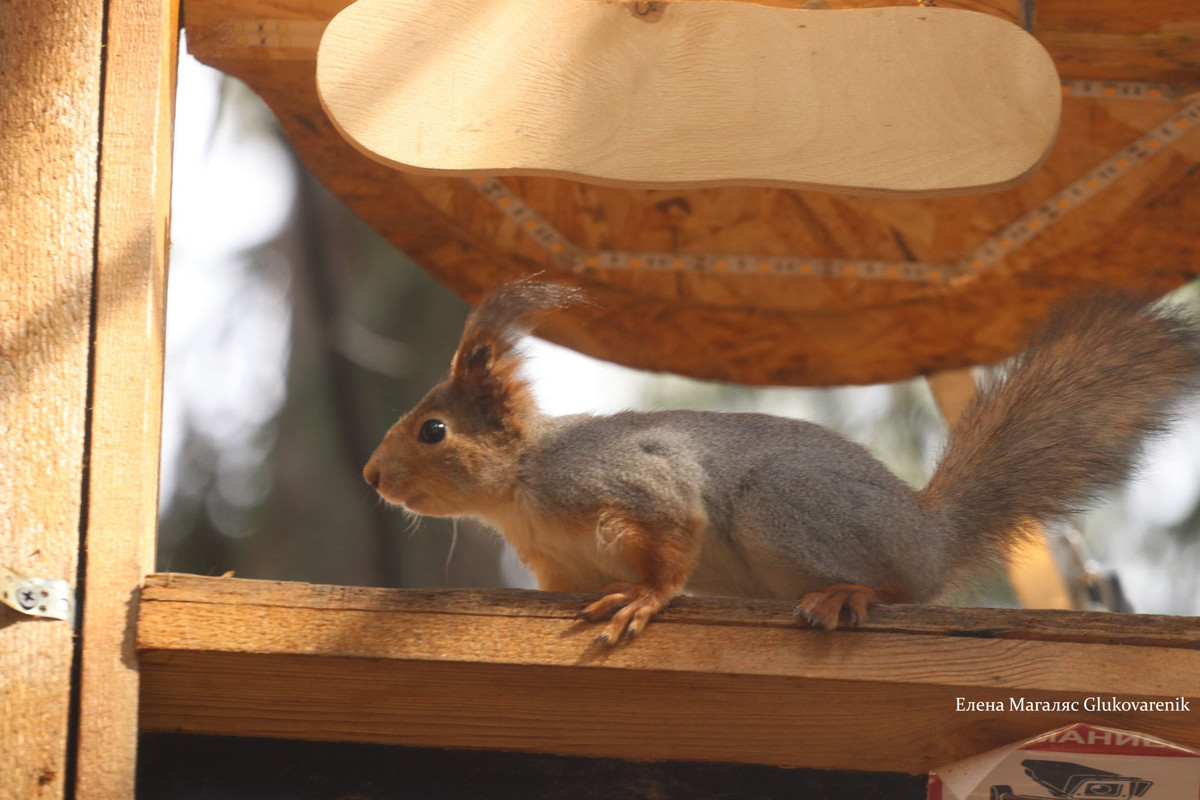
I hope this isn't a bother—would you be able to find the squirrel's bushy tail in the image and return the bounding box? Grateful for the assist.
[922,293,1200,570]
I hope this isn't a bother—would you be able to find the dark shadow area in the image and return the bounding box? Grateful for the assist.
[137,733,926,800]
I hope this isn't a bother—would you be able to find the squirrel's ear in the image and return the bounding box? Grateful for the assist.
[456,342,494,383]
[448,279,587,428]
[452,341,510,427]
[450,279,586,380]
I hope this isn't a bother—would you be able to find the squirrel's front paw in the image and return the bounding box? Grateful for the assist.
[579,583,671,646]
[795,583,884,630]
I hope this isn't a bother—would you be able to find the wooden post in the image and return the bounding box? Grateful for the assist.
[0,1,105,797]
[74,0,177,796]
[0,0,176,796]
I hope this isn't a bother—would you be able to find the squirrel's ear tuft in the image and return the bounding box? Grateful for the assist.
[450,279,586,380]
[449,279,587,426]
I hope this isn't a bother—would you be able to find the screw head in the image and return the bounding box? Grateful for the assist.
[17,587,38,610]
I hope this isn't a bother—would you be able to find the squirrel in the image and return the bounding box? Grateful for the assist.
[363,280,1200,644]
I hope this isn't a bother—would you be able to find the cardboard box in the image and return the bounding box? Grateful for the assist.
[928,723,1200,799]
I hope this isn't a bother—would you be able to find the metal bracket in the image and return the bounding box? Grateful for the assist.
[1,565,76,628]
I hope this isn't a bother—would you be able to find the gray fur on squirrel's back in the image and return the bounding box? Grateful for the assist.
[525,410,950,601]
[519,294,1200,604]
[367,281,1200,624]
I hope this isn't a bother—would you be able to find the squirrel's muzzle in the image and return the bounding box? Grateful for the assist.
[363,459,381,489]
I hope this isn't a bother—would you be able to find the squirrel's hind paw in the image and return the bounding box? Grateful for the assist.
[795,584,884,630]
[581,583,671,646]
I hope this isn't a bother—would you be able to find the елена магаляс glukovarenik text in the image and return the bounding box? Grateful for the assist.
[957,697,1192,713]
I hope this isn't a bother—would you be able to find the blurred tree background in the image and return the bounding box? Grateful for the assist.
[159,52,1200,614]
[160,52,508,589]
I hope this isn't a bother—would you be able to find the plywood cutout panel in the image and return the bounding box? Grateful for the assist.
[317,0,1061,195]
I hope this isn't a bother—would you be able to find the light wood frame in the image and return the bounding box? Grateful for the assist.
[3,0,1199,798]
[2,0,177,797]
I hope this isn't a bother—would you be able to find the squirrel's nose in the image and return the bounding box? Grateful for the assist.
[363,460,381,489]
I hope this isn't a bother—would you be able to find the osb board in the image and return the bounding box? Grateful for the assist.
[0,0,104,797]
[1036,2,1200,83]
[184,0,1200,385]
[138,575,1200,774]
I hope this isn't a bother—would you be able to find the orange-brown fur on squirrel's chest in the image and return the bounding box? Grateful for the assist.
[481,497,645,593]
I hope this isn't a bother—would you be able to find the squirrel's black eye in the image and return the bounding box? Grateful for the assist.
[418,419,447,445]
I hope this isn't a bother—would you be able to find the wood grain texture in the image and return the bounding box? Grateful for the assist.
[185,0,1200,84]
[317,1,1060,196]
[0,1,104,797]
[138,575,1200,773]
[1036,0,1200,83]
[74,0,177,797]
[184,0,1200,386]
[141,574,1200,648]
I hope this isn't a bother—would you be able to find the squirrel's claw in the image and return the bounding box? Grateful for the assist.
[795,584,882,631]
[580,583,639,620]
[582,583,669,646]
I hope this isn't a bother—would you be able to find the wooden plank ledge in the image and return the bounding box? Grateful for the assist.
[138,574,1200,774]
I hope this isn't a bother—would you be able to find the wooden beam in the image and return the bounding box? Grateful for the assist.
[927,368,977,429]
[1035,0,1200,83]
[139,575,1200,774]
[0,1,104,797]
[74,0,177,797]
[184,0,1200,84]
[1005,531,1078,610]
